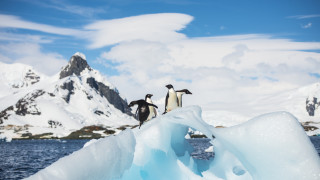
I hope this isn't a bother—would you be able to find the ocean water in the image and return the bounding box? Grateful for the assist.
[0,139,88,180]
[0,137,319,180]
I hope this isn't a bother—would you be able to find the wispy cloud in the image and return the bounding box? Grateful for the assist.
[302,22,312,29]
[0,14,84,36]
[0,32,53,43]
[106,0,197,5]
[287,14,320,19]
[28,0,106,17]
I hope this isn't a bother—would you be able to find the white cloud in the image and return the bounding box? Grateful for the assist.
[0,42,67,75]
[103,35,320,107]
[287,14,320,19]
[302,22,312,29]
[84,13,193,48]
[93,14,320,110]
[0,14,84,36]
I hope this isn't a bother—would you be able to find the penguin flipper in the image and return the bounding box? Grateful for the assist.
[147,103,158,109]
[164,92,169,113]
[135,108,139,120]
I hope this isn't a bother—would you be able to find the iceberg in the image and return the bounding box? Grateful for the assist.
[27,106,320,180]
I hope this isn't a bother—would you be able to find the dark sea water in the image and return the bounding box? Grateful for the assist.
[187,138,214,160]
[0,137,319,180]
[0,139,88,180]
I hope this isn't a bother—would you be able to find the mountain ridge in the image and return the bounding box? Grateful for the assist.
[0,53,137,140]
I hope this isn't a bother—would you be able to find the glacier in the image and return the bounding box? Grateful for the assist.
[26,106,320,180]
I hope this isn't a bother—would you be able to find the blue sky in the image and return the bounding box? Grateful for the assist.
[0,0,320,108]
[1,0,319,58]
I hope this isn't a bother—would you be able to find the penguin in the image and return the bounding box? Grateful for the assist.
[176,89,192,107]
[163,84,179,114]
[145,94,157,121]
[128,99,158,128]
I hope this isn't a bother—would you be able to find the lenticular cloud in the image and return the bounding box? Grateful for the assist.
[84,13,193,48]
[27,106,320,180]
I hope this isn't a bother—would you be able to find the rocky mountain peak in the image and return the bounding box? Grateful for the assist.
[59,52,92,79]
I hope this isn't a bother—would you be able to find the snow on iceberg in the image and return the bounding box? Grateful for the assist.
[27,106,320,180]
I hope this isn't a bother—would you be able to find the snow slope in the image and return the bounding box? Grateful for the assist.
[203,82,320,135]
[27,106,320,180]
[0,53,137,139]
[0,61,46,99]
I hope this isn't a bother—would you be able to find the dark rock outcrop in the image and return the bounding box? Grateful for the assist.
[15,90,44,116]
[59,55,92,79]
[306,97,319,116]
[301,121,319,132]
[94,110,110,117]
[48,120,63,128]
[87,77,132,115]
[104,129,116,135]
[25,69,40,85]
[0,90,45,124]
[60,81,75,103]
[20,132,54,139]
[12,69,41,88]
[63,125,104,139]
[0,106,14,124]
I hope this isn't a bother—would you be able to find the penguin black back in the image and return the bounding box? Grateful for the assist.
[128,99,158,128]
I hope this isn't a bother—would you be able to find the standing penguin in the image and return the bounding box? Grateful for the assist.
[176,89,192,107]
[145,94,157,121]
[163,84,179,114]
[128,100,158,128]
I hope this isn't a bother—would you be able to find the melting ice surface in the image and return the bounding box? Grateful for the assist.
[27,106,320,180]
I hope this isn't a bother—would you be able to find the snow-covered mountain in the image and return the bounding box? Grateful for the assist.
[203,82,320,136]
[0,53,137,140]
[0,62,44,98]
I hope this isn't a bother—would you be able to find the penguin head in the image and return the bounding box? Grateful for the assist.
[184,89,192,94]
[145,94,153,99]
[166,84,174,89]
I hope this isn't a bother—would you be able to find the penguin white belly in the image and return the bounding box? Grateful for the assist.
[146,109,154,121]
[146,99,156,121]
[167,91,178,111]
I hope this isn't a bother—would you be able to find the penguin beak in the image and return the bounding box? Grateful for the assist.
[187,91,192,94]
[150,94,153,97]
